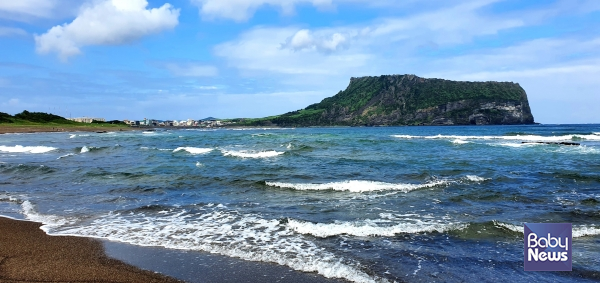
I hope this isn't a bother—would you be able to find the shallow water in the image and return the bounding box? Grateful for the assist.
[1,125,599,282]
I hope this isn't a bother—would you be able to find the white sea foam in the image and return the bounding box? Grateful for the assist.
[493,221,600,238]
[140,147,174,151]
[392,135,415,139]
[0,194,22,203]
[287,218,464,238]
[142,131,155,134]
[265,180,447,193]
[57,153,76,159]
[549,145,600,155]
[39,207,383,283]
[80,146,90,153]
[195,162,204,167]
[222,150,285,158]
[0,145,57,154]
[392,134,600,142]
[20,201,73,230]
[173,147,213,155]
[495,143,539,148]
[451,139,470,144]
[463,175,489,182]
[69,134,90,138]
[493,221,523,233]
[572,226,600,237]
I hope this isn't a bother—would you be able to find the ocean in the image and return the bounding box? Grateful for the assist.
[1,125,599,282]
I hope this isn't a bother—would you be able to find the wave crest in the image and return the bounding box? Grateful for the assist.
[0,145,57,154]
[392,134,600,142]
[222,150,284,158]
[173,147,213,155]
[287,218,464,238]
[265,180,447,193]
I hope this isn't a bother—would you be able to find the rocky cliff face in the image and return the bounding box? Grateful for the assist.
[247,74,535,126]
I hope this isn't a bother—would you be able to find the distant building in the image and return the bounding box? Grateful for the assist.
[68,117,106,123]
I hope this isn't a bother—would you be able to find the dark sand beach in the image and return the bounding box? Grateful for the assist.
[0,217,347,283]
[0,216,181,282]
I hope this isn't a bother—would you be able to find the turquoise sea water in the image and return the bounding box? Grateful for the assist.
[1,125,599,282]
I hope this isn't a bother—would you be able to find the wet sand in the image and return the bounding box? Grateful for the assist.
[0,217,181,282]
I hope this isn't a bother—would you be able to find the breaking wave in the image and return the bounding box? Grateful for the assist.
[265,180,448,193]
[463,175,489,182]
[221,150,285,158]
[491,221,600,238]
[57,153,76,159]
[287,218,464,238]
[392,134,600,142]
[173,147,213,155]
[0,145,57,154]
[451,139,471,144]
[19,201,384,283]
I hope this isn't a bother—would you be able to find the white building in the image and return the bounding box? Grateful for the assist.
[68,117,106,123]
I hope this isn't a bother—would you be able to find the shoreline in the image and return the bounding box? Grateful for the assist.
[0,216,181,282]
[0,216,348,283]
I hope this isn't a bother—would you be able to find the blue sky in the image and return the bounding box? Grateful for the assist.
[0,0,599,123]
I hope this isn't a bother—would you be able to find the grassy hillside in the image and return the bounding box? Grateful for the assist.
[0,111,130,133]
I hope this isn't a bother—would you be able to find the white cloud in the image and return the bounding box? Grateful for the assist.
[191,0,333,22]
[166,63,218,77]
[0,0,57,20]
[34,0,179,60]
[281,29,352,52]
[215,27,372,78]
[196,85,220,90]
[214,0,526,80]
[0,27,27,36]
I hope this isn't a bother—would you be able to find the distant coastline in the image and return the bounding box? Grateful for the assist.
[0,124,137,134]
